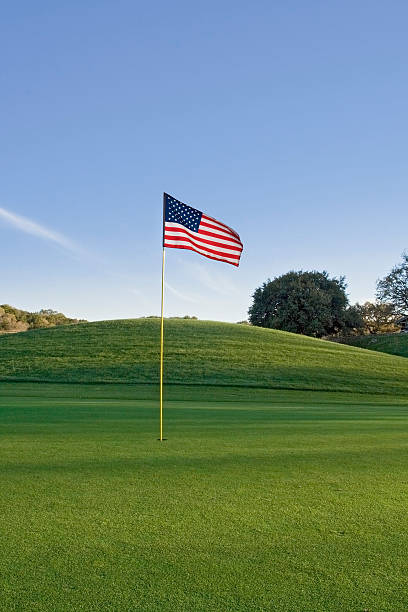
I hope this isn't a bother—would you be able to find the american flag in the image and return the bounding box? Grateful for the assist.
[163,193,243,266]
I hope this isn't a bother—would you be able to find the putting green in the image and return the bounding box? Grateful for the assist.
[1,384,407,611]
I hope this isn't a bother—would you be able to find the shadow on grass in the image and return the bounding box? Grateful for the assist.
[2,444,407,476]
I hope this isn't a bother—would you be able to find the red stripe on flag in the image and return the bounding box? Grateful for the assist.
[201,214,241,240]
[166,226,243,252]
[164,233,241,261]
[198,223,243,245]
[166,220,242,246]
[163,243,240,266]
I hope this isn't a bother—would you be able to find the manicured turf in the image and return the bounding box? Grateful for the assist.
[2,321,408,609]
[1,319,408,395]
[341,332,408,358]
[1,383,408,611]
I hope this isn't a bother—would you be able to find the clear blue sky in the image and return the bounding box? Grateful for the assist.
[1,1,407,322]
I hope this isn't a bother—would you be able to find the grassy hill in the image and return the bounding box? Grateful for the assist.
[1,318,408,395]
[340,333,408,359]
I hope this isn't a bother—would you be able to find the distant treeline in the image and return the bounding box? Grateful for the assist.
[0,304,86,333]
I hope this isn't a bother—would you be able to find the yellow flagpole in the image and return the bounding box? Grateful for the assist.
[159,192,167,441]
[159,245,165,441]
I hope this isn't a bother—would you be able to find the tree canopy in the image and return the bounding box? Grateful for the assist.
[353,301,398,335]
[0,304,85,333]
[377,252,408,315]
[248,270,361,338]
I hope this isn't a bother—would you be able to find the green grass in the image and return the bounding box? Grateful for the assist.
[341,332,408,358]
[1,318,408,395]
[2,320,408,609]
[1,385,408,611]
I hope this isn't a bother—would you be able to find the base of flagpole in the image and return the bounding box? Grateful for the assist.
[157,438,168,442]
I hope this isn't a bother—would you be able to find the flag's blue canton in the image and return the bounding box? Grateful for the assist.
[165,195,202,232]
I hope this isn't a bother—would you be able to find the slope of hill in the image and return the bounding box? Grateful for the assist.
[339,333,408,358]
[1,318,408,395]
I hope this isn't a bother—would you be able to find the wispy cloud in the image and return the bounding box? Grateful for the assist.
[0,206,85,257]
[180,259,239,296]
[165,281,199,303]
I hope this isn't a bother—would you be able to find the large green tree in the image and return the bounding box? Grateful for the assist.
[376,252,408,315]
[248,270,360,337]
